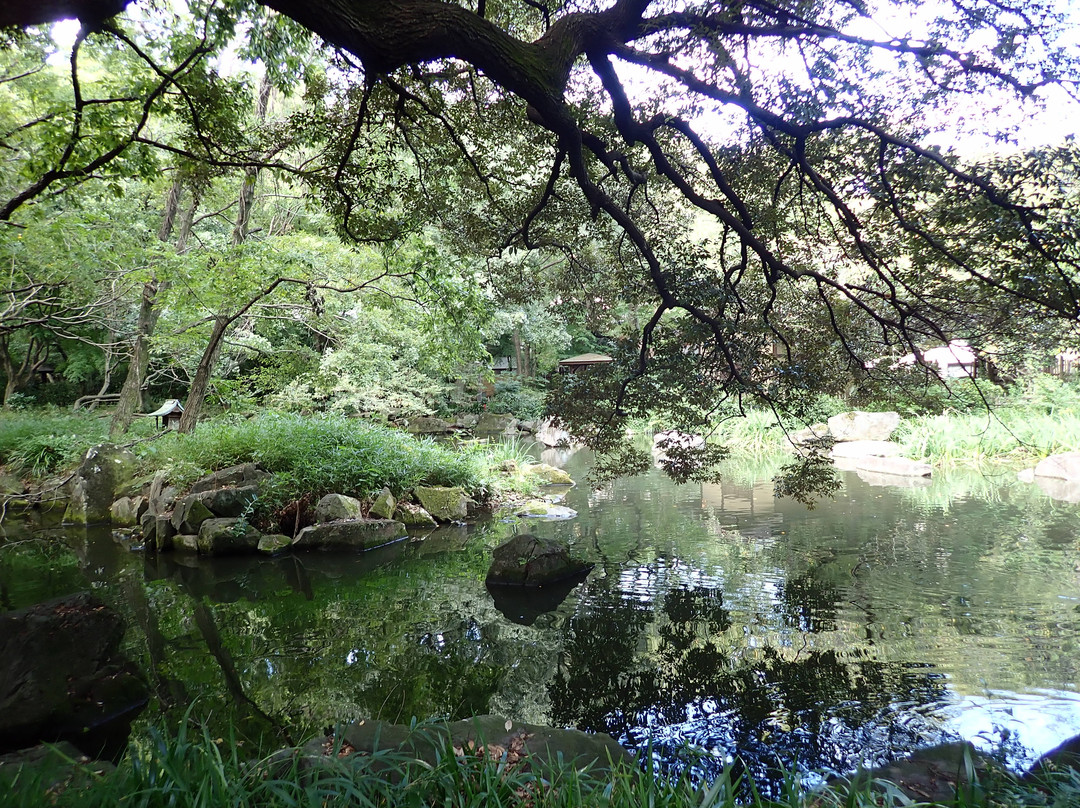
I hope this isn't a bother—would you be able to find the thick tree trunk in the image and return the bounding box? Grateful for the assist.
[109,177,183,436]
[174,187,201,255]
[177,317,229,433]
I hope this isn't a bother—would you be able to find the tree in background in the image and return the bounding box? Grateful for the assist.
[2,0,1078,475]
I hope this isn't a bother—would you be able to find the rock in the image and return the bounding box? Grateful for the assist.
[1024,733,1080,783]
[292,519,406,551]
[523,463,574,485]
[314,493,364,523]
[405,416,453,434]
[518,420,537,433]
[171,496,215,535]
[414,486,470,522]
[499,459,519,474]
[114,472,156,500]
[368,487,396,520]
[1033,451,1080,481]
[0,592,147,757]
[856,469,933,488]
[109,496,147,527]
[843,742,1003,805]
[486,534,592,586]
[63,444,137,525]
[145,513,176,551]
[1017,467,1036,483]
[830,440,902,459]
[146,471,177,517]
[827,411,901,442]
[515,501,578,520]
[397,502,437,527]
[188,463,268,494]
[535,418,573,448]
[173,534,199,552]
[0,741,115,794]
[456,413,480,429]
[257,534,293,555]
[292,716,633,779]
[195,486,259,518]
[196,518,263,555]
[854,455,931,477]
[1034,476,1080,503]
[787,423,830,447]
[0,471,24,496]
[475,413,518,435]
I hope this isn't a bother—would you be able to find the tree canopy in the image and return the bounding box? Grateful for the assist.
[3,0,1079,477]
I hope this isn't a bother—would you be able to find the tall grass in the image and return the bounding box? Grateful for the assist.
[4,719,1078,808]
[896,410,1080,467]
[0,409,109,476]
[135,412,528,508]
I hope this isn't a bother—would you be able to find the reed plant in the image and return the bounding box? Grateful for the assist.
[4,719,1078,808]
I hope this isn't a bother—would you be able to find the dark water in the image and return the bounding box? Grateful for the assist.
[3,449,1079,785]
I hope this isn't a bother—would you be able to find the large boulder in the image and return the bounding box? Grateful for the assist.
[63,444,137,525]
[486,534,592,587]
[146,471,178,517]
[188,463,268,494]
[313,493,364,523]
[0,592,147,757]
[196,518,263,555]
[843,742,1003,805]
[1033,452,1080,481]
[414,486,470,522]
[827,411,901,442]
[292,519,406,551]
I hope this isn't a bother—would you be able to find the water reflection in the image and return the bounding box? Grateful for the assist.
[2,453,1079,788]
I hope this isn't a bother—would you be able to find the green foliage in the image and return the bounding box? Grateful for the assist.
[136,411,518,510]
[486,377,547,421]
[0,409,108,475]
[5,715,1079,808]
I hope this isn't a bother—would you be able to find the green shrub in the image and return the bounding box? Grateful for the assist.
[487,377,547,421]
[0,409,109,476]
[136,411,528,511]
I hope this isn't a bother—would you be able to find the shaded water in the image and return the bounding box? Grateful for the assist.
[2,450,1079,786]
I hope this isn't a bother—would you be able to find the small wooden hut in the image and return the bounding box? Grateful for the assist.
[147,399,185,430]
[557,353,614,374]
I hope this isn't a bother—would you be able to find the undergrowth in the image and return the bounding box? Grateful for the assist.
[3,718,1079,808]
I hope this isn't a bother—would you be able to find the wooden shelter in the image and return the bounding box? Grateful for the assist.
[147,399,185,430]
[557,353,614,373]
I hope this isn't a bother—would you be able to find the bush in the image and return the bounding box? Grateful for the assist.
[486,377,546,421]
[136,411,528,512]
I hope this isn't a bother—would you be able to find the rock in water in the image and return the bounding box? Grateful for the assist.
[0,592,147,757]
[486,534,592,586]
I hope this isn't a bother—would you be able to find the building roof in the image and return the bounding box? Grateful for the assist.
[146,399,185,417]
[558,353,614,366]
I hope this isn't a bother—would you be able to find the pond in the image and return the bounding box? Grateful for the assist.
[2,448,1079,788]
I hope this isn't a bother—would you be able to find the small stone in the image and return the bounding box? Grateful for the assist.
[258,534,293,555]
[369,487,396,520]
[314,493,364,523]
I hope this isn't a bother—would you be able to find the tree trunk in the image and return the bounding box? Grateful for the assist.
[177,316,230,433]
[231,74,272,247]
[109,177,183,436]
[174,186,201,255]
[109,279,165,436]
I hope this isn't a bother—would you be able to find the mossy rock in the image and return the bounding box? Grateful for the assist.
[486,534,592,586]
[523,463,574,485]
[368,487,396,520]
[414,486,470,522]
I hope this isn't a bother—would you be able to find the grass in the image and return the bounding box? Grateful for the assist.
[4,718,1079,808]
[0,409,109,476]
[133,411,538,510]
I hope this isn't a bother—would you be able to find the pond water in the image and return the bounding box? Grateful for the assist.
[2,449,1079,787]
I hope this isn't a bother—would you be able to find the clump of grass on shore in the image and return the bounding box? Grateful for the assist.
[4,718,1078,808]
[895,409,1080,467]
[0,409,109,477]
[135,411,528,508]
